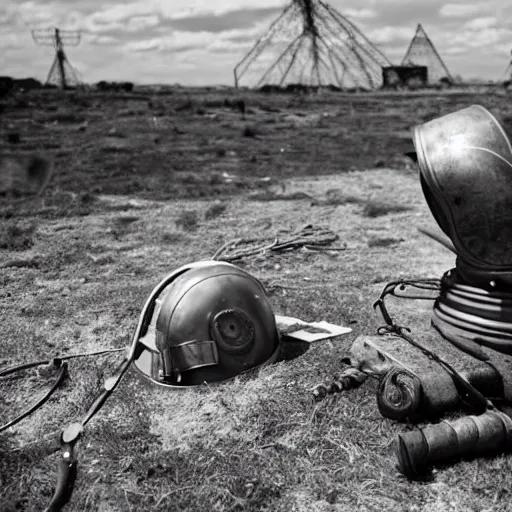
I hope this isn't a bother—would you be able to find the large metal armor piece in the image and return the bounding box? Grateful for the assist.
[413,105,512,283]
[413,105,512,355]
[133,260,281,387]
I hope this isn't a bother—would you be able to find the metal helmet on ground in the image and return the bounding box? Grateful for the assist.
[412,105,512,355]
[412,104,512,285]
[133,260,281,387]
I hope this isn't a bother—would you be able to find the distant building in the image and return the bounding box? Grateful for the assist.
[401,24,453,85]
[382,66,428,89]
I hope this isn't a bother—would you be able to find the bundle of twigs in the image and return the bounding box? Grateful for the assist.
[212,224,345,262]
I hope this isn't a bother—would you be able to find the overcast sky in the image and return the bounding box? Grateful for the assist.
[1,0,511,86]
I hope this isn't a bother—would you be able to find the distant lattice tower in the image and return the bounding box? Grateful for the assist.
[32,28,82,89]
[401,24,453,84]
[502,49,512,90]
[234,0,392,91]
[504,49,512,81]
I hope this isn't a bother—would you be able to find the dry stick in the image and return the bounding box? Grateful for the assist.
[11,429,62,452]
[212,225,342,262]
[152,486,197,510]
[304,245,347,251]
[417,227,456,254]
[211,238,243,260]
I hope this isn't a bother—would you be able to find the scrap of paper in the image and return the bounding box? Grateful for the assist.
[275,315,352,343]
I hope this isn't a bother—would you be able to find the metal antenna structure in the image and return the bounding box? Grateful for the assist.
[401,24,452,84]
[503,49,512,82]
[32,27,82,89]
[233,0,391,91]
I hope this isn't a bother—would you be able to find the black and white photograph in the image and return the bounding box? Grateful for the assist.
[1,1,512,510]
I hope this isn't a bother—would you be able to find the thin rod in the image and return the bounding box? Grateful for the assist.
[234,4,294,85]
[256,34,303,88]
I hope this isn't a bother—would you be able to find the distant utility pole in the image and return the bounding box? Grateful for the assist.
[500,49,512,86]
[31,27,82,89]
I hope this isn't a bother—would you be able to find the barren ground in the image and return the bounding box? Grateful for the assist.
[1,87,512,512]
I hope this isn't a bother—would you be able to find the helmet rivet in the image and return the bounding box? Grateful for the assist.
[490,280,496,288]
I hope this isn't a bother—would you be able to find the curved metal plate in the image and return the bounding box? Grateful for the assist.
[413,105,512,271]
[131,338,281,389]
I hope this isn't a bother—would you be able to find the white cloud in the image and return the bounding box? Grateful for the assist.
[0,31,25,48]
[124,38,159,52]
[125,14,160,32]
[343,8,377,20]
[4,0,286,33]
[124,30,213,53]
[0,5,16,24]
[82,0,287,24]
[90,34,119,45]
[83,13,122,33]
[450,26,509,48]
[465,16,497,30]
[439,3,487,18]
[82,12,159,34]
[208,38,254,54]
[124,22,267,54]
[366,26,414,44]
[443,45,469,55]
[15,1,55,25]
[495,43,512,54]
[2,0,512,86]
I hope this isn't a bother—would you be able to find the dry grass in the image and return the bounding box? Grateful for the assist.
[176,210,199,231]
[0,220,37,250]
[1,88,512,512]
[250,191,314,202]
[204,201,228,220]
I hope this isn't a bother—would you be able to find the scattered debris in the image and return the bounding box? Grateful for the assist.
[249,191,314,202]
[7,133,20,144]
[77,121,88,131]
[362,200,412,218]
[311,366,368,401]
[311,189,364,206]
[212,224,345,262]
[367,237,404,248]
[276,315,352,342]
[242,125,257,138]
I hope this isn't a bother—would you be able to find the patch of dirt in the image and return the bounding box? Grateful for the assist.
[146,375,276,453]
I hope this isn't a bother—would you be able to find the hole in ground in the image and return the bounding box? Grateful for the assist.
[277,339,310,362]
